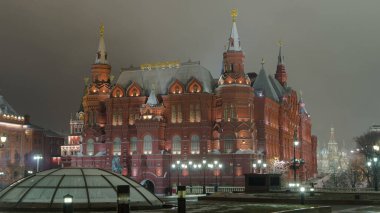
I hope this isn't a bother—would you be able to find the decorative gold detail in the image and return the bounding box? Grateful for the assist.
[261,58,265,65]
[100,24,104,37]
[231,8,238,22]
[140,60,181,70]
[278,40,283,47]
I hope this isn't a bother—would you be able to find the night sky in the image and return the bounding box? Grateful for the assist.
[1,0,379,148]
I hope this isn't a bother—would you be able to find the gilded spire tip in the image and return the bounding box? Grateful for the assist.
[261,58,265,65]
[100,24,104,37]
[278,40,283,47]
[231,8,238,22]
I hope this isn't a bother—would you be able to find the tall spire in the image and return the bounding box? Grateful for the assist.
[299,91,310,117]
[95,24,108,64]
[278,40,284,65]
[227,8,241,51]
[275,40,287,87]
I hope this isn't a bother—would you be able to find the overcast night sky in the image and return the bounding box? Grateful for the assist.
[0,0,379,148]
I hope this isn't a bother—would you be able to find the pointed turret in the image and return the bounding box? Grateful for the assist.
[146,88,159,106]
[299,91,310,117]
[95,24,108,64]
[220,8,246,78]
[227,8,241,51]
[275,41,288,87]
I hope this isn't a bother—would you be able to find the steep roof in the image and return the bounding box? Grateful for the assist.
[0,95,18,115]
[269,75,285,99]
[117,61,215,96]
[252,68,279,102]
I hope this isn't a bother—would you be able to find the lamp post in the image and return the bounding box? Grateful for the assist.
[210,161,223,192]
[33,154,43,173]
[374,145,379,191]
[293,130,299,182]
[172,160,182,187]
[202,159,207,194]
[300,187,305,205]
[252,160,267,174]
[188,161,193,193]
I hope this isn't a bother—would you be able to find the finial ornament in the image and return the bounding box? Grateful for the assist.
[100,24,104,37]
[278,40,283,47]
[231,8,238,22]
[261,58,265,66]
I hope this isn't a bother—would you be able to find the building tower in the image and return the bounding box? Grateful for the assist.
[215,8,255,161]
[274,41,288,87]
[82,24,112,154]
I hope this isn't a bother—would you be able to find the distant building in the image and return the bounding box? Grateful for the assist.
[63,10,318,194]
[318,127,348,174]
[0,95,64,187]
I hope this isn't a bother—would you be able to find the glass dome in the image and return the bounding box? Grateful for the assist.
[0,168,163,211]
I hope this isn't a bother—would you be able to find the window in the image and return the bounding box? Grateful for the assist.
[130,137,137,154]
[223,135,235,153]
[172,135,181,154]
[223,104,235,121]
[190,135,200,154]
[143,135,152,154]
[171,104,182,123]
[87,139,94,156]
[189,104,200,123]
[113,137,121,156]
[112,109,123,126]
[171,105,176,123]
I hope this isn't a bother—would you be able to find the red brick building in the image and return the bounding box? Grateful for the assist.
[64,10,317,194]
[0,96,64,188]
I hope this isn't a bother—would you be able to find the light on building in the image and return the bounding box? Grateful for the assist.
[374,145,380,152]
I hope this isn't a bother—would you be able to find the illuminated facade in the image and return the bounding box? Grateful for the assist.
[65,10,317,194]
[0,96,64,188]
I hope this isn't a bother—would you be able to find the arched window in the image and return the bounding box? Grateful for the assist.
[113,137,121,156]
[190,135,200,154]
[172,135,181,154]
[143,135,153,154]
[130,137,137,154]
[87,139,94,156]
[223,135,235,153]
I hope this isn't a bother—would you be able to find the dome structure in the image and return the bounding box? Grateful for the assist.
[0,168,163,211]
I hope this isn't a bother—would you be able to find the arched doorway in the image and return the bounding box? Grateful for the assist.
[140,179,155,194]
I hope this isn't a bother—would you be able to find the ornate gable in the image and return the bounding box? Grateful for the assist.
[187,78,203,93]
[111,84,124,98]
[126,82,142,97]
[168,79,185,94]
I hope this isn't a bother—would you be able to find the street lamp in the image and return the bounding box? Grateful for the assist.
[300,187,305,205]
[33,154,43,173]
[188,161,193,192]
[202,159,207,194]
[291,130,304,183]
[172,160,183,187]
[252,160,266,174]
[372,145,379,191]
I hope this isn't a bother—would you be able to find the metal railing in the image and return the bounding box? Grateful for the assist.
[172,185,245,194]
